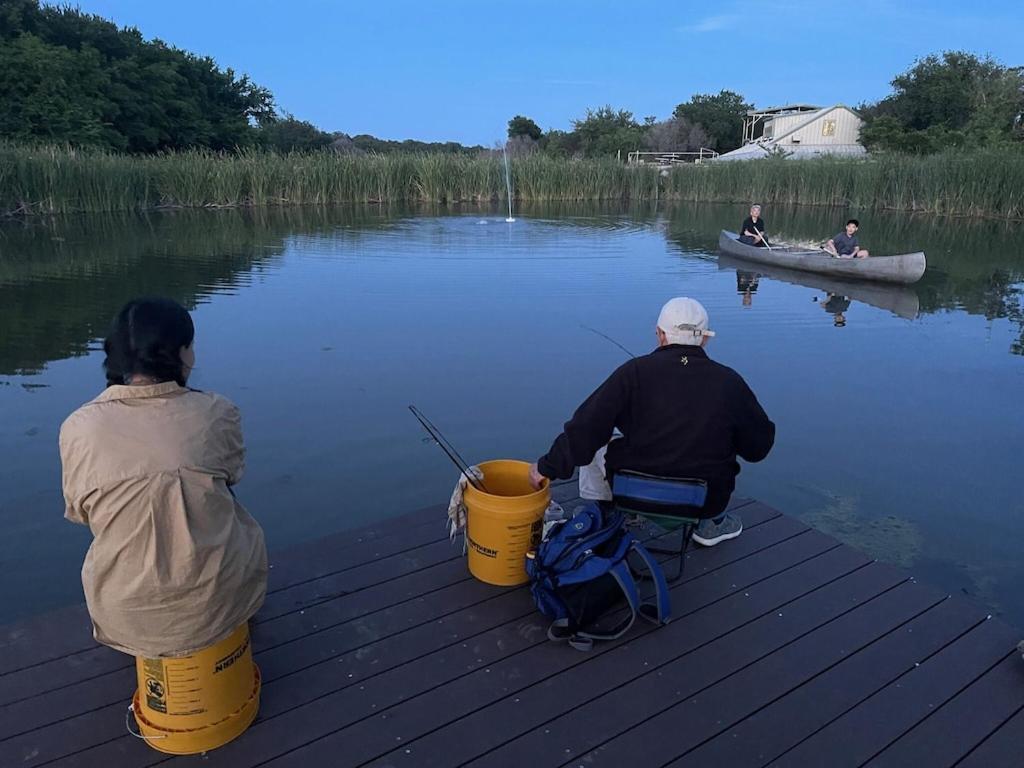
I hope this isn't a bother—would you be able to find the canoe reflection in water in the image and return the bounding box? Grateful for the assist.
[718,254,921,326]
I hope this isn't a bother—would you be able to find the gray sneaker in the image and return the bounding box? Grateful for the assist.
[693,514,743,547]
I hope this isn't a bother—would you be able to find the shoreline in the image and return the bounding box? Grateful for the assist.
[4,197,1022,223]
[3,147,1022,221]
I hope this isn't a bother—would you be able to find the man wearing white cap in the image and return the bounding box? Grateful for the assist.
[529,297,775,545]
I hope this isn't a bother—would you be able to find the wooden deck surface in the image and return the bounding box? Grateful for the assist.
[2,478,1022,767]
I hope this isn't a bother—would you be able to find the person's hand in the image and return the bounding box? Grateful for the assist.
[528,463,547,490]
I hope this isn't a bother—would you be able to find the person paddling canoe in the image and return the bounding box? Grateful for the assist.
[739,204,769,248]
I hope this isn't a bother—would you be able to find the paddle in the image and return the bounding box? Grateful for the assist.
[754,226,772,251]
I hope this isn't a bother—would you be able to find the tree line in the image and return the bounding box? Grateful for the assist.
[0,0,273,152]
[1,1,1020,157]
[507,90,751,159]
[509,53,1023,158]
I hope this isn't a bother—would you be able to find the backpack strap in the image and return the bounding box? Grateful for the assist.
[629,541,672,625]
[549,559,641,651]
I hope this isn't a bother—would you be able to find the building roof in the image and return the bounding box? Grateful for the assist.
[745,103,821,117]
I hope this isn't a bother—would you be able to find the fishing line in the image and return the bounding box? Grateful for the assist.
[580,324,636,359]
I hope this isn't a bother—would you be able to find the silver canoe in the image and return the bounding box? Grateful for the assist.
[718,254,920,320]
[719,230,926,285]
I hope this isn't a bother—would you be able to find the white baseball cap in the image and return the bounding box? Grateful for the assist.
[657,297,715,345]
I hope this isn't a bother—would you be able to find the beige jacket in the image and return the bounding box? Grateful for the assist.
[59,382,267,658]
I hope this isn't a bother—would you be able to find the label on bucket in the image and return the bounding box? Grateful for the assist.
[214,636,251,674]
[466,533,498,559]
[143,658,168,714]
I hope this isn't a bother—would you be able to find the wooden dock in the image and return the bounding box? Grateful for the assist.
[2,479,1022,767]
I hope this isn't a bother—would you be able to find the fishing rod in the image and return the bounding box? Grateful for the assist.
[408,405,489,493]
[580,324,636,359]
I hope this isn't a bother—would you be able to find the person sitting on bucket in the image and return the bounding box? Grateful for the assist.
[528,297,775,546]
[59,297,268,658]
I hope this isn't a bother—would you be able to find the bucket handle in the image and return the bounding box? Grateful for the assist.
[125,702,168,742]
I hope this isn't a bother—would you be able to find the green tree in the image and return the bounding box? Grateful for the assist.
[0,1,275,152]
[258,116,333,152]
[673,90,752,152]
[571,106,646,158]
[0,33,122,148]
[347,134,484,154]
[860,52,1024,153]
[538,128,581,158]
[507,115,542,141]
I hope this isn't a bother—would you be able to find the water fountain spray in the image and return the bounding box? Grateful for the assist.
[502,143,515,223]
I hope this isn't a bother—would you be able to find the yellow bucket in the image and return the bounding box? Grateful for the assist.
[131,623,260,754]
[464,459,550,586]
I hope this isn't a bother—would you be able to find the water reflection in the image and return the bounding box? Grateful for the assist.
[820,294,851,327]
[736,270,760,308]
[1,202,1022,628]
[0,206,403,376]
[717,253,922,324]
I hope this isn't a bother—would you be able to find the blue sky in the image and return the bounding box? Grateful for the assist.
[72,0,1022,145]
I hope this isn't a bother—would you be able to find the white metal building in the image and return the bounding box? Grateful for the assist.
[716,104,866,161]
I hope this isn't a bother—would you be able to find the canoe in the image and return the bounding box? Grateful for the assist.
[718,231,926,285]
[717,254,920,320]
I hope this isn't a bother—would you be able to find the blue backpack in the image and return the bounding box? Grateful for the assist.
[526,502,671,651]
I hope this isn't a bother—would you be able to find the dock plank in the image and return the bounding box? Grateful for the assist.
[1,491,1020,768]
[318,539,870,768]
[667,597,990,767]
[550,577,946,768]
[251,519,828,767]
[955,705,1024,768]
[869,651,1024,768]
[37,501,770,768]
[459,563,925,768]
[768,617,1021,768]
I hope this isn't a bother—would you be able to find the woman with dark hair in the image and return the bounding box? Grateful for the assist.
[59,298,267,659]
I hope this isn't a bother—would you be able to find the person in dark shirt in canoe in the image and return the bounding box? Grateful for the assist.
[825,219,870,259]
[528,297,775,547]
[738,204,769,247]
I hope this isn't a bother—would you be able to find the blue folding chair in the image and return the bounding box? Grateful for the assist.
[610,470,708,583]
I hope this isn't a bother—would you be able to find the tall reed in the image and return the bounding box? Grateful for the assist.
[1,144,1020,219]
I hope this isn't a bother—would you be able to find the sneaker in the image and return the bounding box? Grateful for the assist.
[692,514,743,547]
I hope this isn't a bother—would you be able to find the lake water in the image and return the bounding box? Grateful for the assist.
[1,203,1022,628]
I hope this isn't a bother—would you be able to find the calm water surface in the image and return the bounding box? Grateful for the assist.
[1,203,1022,627]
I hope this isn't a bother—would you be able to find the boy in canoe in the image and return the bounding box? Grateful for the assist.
[825,219,870,259]
[739,204,768,247]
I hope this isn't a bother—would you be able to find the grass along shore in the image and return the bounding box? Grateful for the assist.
[2,145,1021,219]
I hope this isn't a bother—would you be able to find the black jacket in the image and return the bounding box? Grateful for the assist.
[537,345,775,518]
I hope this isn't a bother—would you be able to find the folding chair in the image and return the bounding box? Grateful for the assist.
[610,470,708,583]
